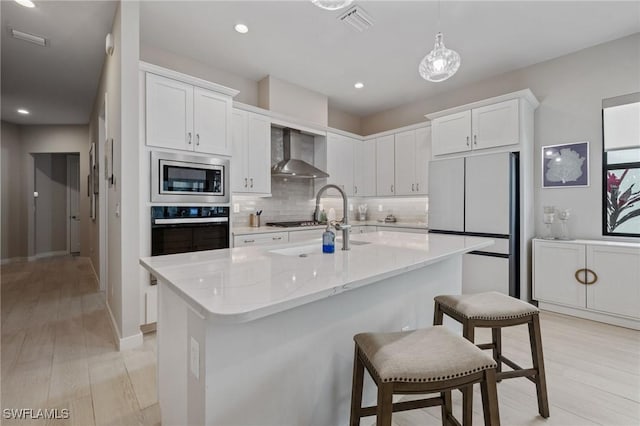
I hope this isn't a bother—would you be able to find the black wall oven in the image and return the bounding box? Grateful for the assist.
[151,206,230,256]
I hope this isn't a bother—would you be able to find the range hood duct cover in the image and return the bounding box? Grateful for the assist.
[271,128,329,179]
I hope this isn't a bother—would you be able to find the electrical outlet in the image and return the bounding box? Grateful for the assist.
[233,203,240,213]
[378,204,383,212]
[190,337,200,379]
[349,204,354,211]
[401,325,412,332]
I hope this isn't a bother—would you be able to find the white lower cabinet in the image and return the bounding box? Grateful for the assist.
[234,232,288,247]
[533,239,640,329]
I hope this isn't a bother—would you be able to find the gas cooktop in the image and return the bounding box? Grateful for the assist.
[265,220,323,228]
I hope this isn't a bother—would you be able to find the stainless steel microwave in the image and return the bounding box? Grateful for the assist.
[151,151,230,204]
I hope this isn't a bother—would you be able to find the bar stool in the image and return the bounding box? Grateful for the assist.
[349,325,501,426]
[434,291,550,425]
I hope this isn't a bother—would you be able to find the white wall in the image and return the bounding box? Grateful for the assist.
[361,34,640,240]
[1,121,25,260]
[88,1,141,350]
[258,75,329,127]
[328,106,362,135]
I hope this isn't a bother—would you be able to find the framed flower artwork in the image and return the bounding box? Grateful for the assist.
[542,142,589,188]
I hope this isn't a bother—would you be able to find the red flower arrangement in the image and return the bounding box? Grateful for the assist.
[607,169,640,232]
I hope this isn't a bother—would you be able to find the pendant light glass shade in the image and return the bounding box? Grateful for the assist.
[418,32,461,82]
[311,0,353,11]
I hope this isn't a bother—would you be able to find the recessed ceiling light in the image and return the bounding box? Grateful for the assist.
[17,108,30,115]
[354,82,364,89]
[15,0,35,8]
[234,24,249,34]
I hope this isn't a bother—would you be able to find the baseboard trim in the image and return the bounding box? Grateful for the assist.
[105,299,144,351]
[538,302,640,330]
[27,250,69,261]
[1,257,28,265]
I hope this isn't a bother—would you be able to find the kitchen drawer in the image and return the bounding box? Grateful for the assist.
[234,232,288,247]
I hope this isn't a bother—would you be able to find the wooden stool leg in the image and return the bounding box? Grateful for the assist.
[492,327,502,381]
[480,368,501,426]
[461,322,475,426]
[376,383,393,426]
[434,301,444,325]
[529,314,550,418]
[440,390,453,426]
[350,346,365,426]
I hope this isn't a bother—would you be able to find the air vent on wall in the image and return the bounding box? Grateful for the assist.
[10,28,47,47]
[339,6,374,32]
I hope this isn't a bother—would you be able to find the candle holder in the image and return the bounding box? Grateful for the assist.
[542,206,555,240]
[557,209,571,240]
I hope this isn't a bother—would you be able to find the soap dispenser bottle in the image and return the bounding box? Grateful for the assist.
[322,224,335,253]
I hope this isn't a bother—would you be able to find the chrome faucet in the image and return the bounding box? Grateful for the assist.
[314,184,351,251]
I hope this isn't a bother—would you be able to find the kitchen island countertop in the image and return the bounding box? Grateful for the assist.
[140,231,492,324]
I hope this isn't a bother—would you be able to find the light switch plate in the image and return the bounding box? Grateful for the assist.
[233,203,240,213]
[378,204,383,212]
[190,337,200,379]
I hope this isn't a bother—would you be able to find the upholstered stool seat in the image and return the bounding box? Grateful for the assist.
[434,292,550,425]
[350,326,501,426]
[434,291,539,321]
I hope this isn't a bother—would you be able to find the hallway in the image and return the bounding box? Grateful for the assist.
[1,256,158,425]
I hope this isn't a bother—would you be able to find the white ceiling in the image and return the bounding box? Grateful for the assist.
[141,0,640,117]
[1,1,637,125]
[1,1,117,125]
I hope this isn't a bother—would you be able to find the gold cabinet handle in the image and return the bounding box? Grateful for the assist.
[574,269,586,284]
[585,268,598,285]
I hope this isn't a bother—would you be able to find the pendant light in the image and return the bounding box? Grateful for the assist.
[418,2,461,82]
[311,0,353,11]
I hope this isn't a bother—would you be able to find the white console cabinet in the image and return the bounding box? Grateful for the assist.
[533,239,640,329]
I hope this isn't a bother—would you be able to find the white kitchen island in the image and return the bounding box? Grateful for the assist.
[140,231,493,426]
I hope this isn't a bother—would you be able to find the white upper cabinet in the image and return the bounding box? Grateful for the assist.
[326,133,355,196]
[231,109,271,194]
[430,96,529,157]
[146,73,194,151]
[353,140,376,197]
[145,72,233,156]
[193,87,232,155]
[471,99,519,150]
[376,135,395,196]
[394,128,430,195]
[431,110,471,156]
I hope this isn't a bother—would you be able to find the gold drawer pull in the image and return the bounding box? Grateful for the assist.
[585,268,598,285]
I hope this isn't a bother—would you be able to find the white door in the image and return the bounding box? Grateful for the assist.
[394,130,416,195]
[471,99,519,150]
[146,73,194,150]
[246,112,271,194]
[414,127,430,195]
[533,240,586,309]
[586,245,640,319]
[353,140,376,196]
[67,154,80,254]
[428,157,464,232]
[375,135,395,196]
[464,153,511,235]
[431,110,471,156]
[231,109,248,192]
[194,87,231,155]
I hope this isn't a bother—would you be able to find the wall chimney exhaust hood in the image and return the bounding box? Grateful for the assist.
[271,128,329,179]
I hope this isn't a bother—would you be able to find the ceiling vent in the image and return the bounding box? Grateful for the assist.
[9,28,47,47]
[339,6,374,32]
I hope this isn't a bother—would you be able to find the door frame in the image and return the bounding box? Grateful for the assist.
[99,94,108,291]
[66,154,80,254]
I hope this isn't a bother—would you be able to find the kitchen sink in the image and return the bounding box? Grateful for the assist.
[269,241,371,257]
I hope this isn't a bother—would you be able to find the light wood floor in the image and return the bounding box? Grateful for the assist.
[2,256,639,426]
[1,256,159,426]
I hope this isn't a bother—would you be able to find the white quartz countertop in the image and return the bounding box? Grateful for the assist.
[140,231,492,323]
[232,220,428,235]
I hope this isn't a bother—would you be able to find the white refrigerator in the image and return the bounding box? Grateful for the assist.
[429,152,519,297]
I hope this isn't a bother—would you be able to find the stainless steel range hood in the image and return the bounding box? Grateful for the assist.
[271,128,329,179]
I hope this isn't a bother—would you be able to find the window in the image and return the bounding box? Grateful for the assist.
[602,94,640,237]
